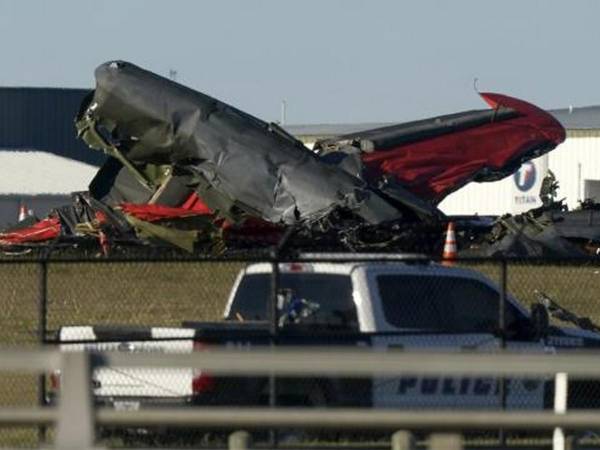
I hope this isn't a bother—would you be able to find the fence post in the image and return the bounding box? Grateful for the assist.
[429,433,462,450]
[37,259,48,445]
[391,430,415,450]
[267,226,295,449]
[553,372,568,450]
[229,430,251,450]
[269,251,279,408]
[498,258,507,349]
[55,352,97,449]
[498,258,508,446]
[269,250,280,448]
[270,253,279,338]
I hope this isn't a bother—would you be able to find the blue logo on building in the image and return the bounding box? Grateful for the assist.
[514,162,536,192]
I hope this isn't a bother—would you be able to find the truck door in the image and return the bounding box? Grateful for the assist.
[369,272,545,409]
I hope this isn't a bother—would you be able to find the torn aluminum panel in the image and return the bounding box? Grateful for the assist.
[460,199,600,258]
[54,192,132,236]
[76,61,419,226]
[462,211,587,258]
[460,175,600,258]
[89,157,196,208]
[315,93,565,203]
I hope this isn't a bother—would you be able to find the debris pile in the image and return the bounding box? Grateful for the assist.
[0,61,572,257]
[457,170,600,257]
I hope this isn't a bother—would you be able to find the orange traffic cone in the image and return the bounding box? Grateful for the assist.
[442,221,457,266]
[18,204,27,222]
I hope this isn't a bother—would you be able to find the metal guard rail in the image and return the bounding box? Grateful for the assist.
[2,348,600,449]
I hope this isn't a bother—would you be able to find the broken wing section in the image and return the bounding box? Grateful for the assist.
[76,60,405,225]
[316,93,566,204]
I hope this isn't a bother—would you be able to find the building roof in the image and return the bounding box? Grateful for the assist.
[0,150,97,194]
[549,105,600,129]
[284,123,393,140]
[0,87,598,168]
[285,105,600,140]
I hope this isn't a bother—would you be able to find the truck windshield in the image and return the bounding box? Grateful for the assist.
[228,273,357,329]
[377,275,518,333]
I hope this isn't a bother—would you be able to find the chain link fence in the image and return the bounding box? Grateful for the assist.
[0,262,43,448]
[2,255,600,447]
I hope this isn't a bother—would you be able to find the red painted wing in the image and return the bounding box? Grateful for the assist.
[360,92,565,203]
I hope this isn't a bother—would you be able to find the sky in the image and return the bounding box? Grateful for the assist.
[1,0,599,124]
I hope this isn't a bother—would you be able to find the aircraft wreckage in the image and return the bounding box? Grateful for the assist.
[3,60,594,258]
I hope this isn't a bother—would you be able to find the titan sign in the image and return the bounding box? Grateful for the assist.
[511,156,547,214]
[514,161,536,192]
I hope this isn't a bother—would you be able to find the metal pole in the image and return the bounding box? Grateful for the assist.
[499,259,507,349]
[553,372,568,450]
[101,348,600,377]
[95,408,600,430]
[280,100,287,126]
[577,162,582,202]
[267,225,294,449]
[269,251,280,448]
[38,260,48,344]
[229,430,251,450]
[498,258,508,446]
[37,260,48,445]
[270,253,279,338]
[391,430,415,450]
[55,352,97,449]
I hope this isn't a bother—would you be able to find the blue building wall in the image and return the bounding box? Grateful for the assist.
[0,87,106,167]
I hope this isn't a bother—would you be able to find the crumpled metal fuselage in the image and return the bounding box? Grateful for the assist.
[77,61,566,235]
[2,60,571,256]
[77,61,409,226]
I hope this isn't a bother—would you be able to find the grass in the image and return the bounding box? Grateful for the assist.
[0,260,244,447]
[463,260,600,324]
[1,258,600,447]
[45,261,245,330]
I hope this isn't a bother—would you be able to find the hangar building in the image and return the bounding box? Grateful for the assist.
[0,87,598,228]
[0,88,100,227]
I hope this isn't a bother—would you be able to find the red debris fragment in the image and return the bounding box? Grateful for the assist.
[0,217,61,245]
[120,193,213,222]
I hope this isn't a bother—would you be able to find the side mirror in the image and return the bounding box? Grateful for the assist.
[530,303,549,341]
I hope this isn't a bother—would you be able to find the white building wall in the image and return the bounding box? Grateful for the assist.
[438,155,548,216]
[437,175,515,215]
[546,130,600,210]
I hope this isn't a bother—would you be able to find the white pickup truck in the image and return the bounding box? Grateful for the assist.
[51,260,600,411]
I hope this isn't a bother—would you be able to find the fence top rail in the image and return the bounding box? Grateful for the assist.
[96,348,600,377]
[5,347,600,378]
[5,407,600,430]
[1,252,600,264]
[92,408,600,430]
